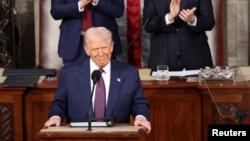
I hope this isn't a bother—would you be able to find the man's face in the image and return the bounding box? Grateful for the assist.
[85,39,113,67]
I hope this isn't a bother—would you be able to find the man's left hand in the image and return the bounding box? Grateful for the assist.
[134,116,151,134]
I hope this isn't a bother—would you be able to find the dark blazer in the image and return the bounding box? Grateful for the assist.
[48,58,150,123]
[143,0,215,71]
[50,0,124,61]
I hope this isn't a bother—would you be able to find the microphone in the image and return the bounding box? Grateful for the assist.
[127,18,150,48]
[88,70,101,131]
[91,70,101,85]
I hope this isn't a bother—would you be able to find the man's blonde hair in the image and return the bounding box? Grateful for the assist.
[84,27,113,46]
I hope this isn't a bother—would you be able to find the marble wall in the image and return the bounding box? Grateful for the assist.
[14,0,250,68]
[227,0,249,66]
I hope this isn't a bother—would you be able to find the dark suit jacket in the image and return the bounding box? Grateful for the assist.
[143,0,215,71]
[48,58,150,123]
[50,0,124,61]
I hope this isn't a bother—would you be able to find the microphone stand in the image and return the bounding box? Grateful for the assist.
[87,83,96,131]
[87,70,101,131]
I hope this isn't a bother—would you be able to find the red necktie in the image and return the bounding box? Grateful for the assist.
[82,5,93,31]
[94,68,106,120]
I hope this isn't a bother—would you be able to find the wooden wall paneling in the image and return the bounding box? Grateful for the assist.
[142,81,202,141]
[0,87,25,141]
[199,81,250,141]
[24,87,55,141]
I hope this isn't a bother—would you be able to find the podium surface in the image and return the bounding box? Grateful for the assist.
[36,124,146,141]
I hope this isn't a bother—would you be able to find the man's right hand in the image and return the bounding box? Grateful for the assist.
[79,0,92,9]
[44,116,61,127]
[168,0,181,21]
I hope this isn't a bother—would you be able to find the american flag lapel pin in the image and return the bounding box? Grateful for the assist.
[117,78,121,82]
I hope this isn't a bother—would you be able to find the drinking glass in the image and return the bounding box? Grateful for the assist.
[157,65,169,80]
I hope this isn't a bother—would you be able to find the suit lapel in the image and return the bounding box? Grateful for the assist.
[77,58,92,113]
[155,0,170,14]
[105,61,123,117]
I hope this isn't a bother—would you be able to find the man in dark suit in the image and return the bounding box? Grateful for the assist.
[143,0,215,71]
[44,27,151,133]
[51,0,124,65]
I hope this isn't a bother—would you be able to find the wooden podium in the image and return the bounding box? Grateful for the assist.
[36,124,146,141]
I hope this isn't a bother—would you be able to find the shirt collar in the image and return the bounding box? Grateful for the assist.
[90,59,110,74]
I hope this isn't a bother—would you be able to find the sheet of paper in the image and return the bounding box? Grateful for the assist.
[70,122,109,127]
[152,69,200,77]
